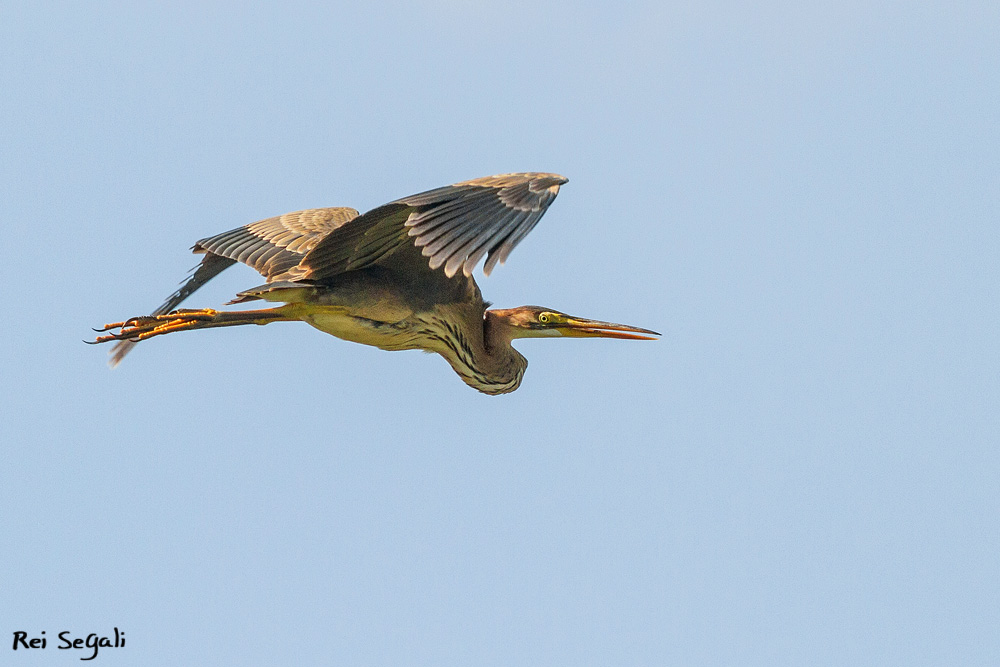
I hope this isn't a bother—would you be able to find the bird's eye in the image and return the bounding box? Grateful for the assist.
[538,313,550,324]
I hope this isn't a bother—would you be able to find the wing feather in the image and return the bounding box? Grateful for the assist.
[194,206,360,281]
[302,172,566,280]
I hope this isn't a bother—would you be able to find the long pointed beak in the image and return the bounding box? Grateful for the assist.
[554,315,660,340]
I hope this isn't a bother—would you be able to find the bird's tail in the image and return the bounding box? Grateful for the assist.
[91,306,295,366]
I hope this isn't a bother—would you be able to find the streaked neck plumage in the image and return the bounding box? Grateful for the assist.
[424,308,527,395]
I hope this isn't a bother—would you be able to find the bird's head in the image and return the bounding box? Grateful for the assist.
[486,306,659,341]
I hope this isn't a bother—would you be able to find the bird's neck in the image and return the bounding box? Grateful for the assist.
[437,310,526,395]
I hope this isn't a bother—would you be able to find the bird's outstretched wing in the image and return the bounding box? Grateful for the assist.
[300,172,567,280]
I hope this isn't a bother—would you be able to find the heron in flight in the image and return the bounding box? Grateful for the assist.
[93,173,658,394]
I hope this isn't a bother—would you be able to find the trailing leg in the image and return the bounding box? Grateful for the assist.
[91,306,296,347]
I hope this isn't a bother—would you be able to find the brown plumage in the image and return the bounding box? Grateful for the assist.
[93,172,658,394]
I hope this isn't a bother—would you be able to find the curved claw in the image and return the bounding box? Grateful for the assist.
[94,322,127,332]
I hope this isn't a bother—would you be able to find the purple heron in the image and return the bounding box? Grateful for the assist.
[92,173,658,394]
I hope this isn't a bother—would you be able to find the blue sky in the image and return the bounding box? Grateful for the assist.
[2,2,998,665]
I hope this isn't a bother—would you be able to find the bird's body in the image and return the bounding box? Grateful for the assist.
[239,253,529,394]
[94,173,657,394]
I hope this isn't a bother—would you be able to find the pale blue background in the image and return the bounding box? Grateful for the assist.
[2,2,998,665]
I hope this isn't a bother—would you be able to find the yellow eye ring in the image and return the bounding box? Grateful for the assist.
[538,313,550,324]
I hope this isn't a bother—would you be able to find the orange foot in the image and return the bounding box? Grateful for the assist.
[90,309,220,343]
